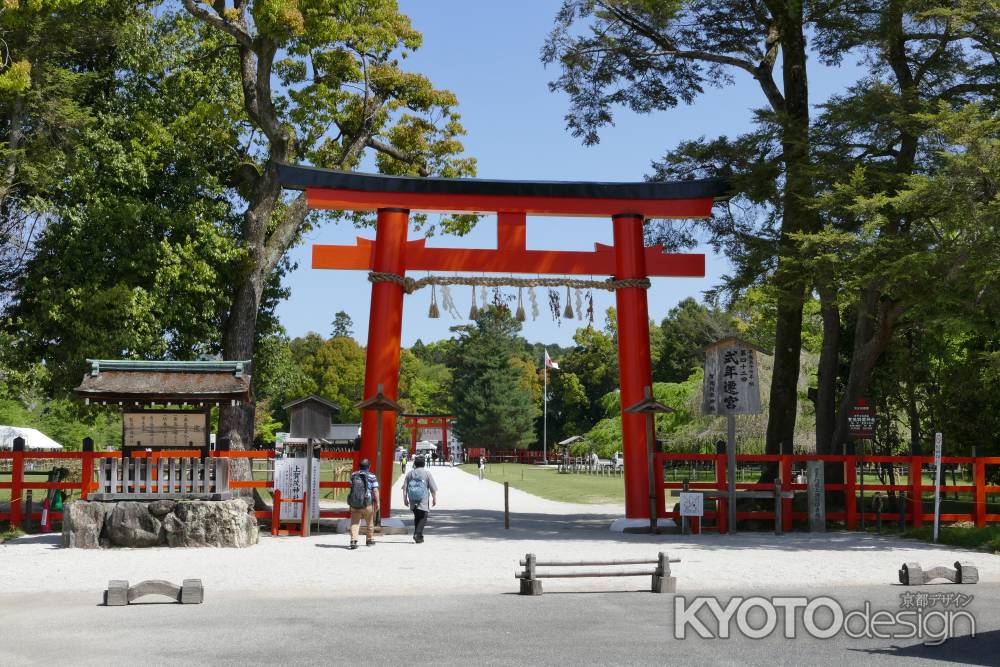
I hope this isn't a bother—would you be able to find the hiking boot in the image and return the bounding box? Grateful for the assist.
[349,540,358,550]
[366,537,375,546]
[414,535,424,544]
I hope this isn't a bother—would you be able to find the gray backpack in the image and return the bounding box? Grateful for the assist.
[347,471,370,508]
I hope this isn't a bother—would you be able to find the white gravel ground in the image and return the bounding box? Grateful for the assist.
[3,465,998,597]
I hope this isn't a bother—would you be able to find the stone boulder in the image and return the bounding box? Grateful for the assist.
[61,501,109,549]
[163,498,258,548]
[147,499,177,517]
[107,502,163,548]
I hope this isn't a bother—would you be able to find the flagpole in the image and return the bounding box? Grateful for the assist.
[543,359,548,463]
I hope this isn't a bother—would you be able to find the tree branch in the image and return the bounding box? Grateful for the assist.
[365,137,429,176]
[181,0,254,50]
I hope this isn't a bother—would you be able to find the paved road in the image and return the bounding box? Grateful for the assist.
[2,584,997,665]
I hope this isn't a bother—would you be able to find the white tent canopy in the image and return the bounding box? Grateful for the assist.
[0,425,64,451]
[415,440,438,451]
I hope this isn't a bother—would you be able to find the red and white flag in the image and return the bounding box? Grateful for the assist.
[544,350,559,370]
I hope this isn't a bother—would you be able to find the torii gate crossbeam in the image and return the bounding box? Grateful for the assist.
[278,163,729,521]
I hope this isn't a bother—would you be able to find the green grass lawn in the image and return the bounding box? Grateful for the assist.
[458,463,625,505]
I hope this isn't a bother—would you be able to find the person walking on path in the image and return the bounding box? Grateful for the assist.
[402,455,438,543]
[347,458,380,549]
[478,455,486,480]
[400,452,407,475]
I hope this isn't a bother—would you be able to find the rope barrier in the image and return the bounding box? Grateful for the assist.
[367,271,650,294]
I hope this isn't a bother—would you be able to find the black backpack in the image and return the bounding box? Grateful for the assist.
[347,471,370,509]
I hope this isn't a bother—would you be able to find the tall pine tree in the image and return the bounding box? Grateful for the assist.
[449,307,539,451]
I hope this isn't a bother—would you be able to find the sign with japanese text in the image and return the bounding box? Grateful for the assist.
[274,457,320,520]
[679,492,704,517]
[123,411,208,449]
[848,399,876,439]
[701,340,763,416]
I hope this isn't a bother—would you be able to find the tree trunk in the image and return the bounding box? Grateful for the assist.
[764,0,813,458]
[815,283,840,454]
[219,269,264,486]
[832,289,905,447]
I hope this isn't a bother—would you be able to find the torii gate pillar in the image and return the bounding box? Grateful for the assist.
[613,214,661,519]
[361,207,408,517]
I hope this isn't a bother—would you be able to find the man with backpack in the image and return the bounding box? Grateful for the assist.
[347,458,380,549]
[401,455,438,543]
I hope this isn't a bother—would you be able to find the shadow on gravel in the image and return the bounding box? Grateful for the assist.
[411,508,996,553]
[850,629,999,664]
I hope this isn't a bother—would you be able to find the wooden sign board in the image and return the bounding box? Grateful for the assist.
[123,410,209,449]
[702,339,763,416]
[807,461,826,532]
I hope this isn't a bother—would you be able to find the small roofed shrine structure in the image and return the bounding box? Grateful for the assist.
[278,164,730,521]
[283,395,341,440]
[74,360,252,458]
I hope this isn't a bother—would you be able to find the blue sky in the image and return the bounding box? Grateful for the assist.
[275,1,858,347]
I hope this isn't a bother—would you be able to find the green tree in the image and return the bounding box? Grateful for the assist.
[449,307,539,450]
[179,0,477,448]
[330,311,354,339]
[282,332,366,422]
[804,2,1000,452]
[5,8,246,392]
[653,298,736,383]
[544,0,817,457]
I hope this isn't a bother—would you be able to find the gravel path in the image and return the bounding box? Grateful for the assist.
[3,465,998,597]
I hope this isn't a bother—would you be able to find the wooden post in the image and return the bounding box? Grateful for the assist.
[10,436,25,527]
[681,478,690,535]
[300,491,309,537]
[504,481,510,530]
[24,489,33,531]
[859,441,866,531]
[81,437,94,500]
[780,454,793,533]
[644,411,657,534]
[845,454,858,530]
[272,488,282,536]
[520,552,542,595]
[974,458,986,528]
[774,480,783,536]
[715,450,727,534]
[874,492,882,534]
[910,457,923,528]
[727,414,737,534]
[303,438,313,538]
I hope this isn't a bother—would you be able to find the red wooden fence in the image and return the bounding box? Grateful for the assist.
[658,453,1000,532]
[0,448,363,525]
[5,448,999,531]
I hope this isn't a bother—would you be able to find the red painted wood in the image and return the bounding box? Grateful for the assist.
[613,214,657,519]
[845,455,857,530]
[975,459,987,528]
[910,459,923,528]
[306,187,716,218]
[313,237,705,277]
[715,453,727,533]
[361,208,409,519]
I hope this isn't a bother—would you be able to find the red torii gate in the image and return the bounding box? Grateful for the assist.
[402,413,454,460]
[278,164,728,520]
